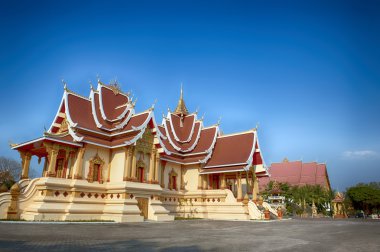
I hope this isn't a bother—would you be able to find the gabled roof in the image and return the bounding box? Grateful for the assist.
[259,159,331,191]
[13,81,158,150]
[200,129,266,174]
[158,89,267,175]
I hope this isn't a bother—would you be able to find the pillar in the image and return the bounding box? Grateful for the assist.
[7,183,20,220]
[220,173,226,189]
[130,146,137,181]
[62,151,70,178]
[123,147,132,181]
[73,148,85,179]
[237,172,243,201]
[68,153,75,178]
[245,170,250,195]
[19,151,32,179]
[148,150,155,183]
[198,173,203,189]
[250,166,259,201]
[180,165,185,190]
[160,161,166,188]
[253,174,259,201]
[154,152,160,183]
[45,144,59,177]
[202,174,208,190]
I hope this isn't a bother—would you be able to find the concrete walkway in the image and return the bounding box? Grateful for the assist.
[0,219,379,251]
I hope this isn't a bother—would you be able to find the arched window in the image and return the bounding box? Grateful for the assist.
[168,169,178,190]
[87,153,105,183]
[137,158,146,183]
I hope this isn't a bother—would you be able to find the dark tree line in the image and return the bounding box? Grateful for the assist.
[345,182,380,215]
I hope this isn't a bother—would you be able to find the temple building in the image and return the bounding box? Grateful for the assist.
[259,158,331,191]
[0,80,272,222]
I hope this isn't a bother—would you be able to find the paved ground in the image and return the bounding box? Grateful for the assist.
[0,219,379,251]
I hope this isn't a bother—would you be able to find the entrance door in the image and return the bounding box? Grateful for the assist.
[137,168,144,183]
[136,197,149,219]
[212,175,220,189]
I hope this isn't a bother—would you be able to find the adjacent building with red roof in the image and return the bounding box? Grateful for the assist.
[259,158,331,191]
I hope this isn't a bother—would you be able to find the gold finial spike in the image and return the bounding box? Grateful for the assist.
[180,83,183,99]
[96,74,101,83]
[195,106,199,115]
[174,83,189,116]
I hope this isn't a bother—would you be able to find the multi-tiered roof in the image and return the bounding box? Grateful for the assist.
[12,81,158,155]
[157,87,268,176]
[12,82,268,177]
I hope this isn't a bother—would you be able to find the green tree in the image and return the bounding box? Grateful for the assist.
[346,183,380,214]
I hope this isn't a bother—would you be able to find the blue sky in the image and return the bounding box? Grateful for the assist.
[0,0,379,190]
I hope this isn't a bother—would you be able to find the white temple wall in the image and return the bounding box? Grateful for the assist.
[110,148,125,182]
[183,166,199,191]
[82,145,110,181]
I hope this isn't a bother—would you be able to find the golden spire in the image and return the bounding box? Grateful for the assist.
[174,84,189,116]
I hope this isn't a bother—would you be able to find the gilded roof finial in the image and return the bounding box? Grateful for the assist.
[89,80,94,91]
[8,140,17,148]
[132,98,138,108]
[149,99,157,111]
[174,83,189,116]
[216,116,222,126]
[62,79,67,91]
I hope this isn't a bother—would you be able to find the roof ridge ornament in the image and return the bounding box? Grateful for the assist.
[174,84,189,116]
[195,106,199,115]
[131,98,138,108]
[8,140,17,148]
[89,80,95,91]
[216,116,222,126]
[149,99,157,111]
[200,113,206,122]
[62,79,68,91]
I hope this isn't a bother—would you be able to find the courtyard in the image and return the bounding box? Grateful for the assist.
[0,219,379,251]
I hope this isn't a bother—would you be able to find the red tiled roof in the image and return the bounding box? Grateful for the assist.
[45,83,156,149]
[98,85,129,121]
[158,112,219,164]
[259,160,331,191]
[205,132,255,168]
